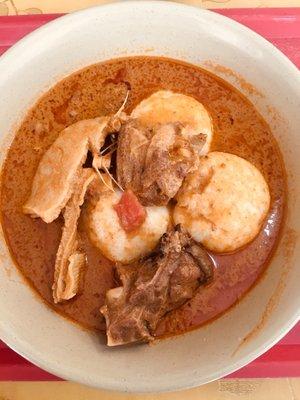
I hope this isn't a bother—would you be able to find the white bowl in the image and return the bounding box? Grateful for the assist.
[0,1,299,393]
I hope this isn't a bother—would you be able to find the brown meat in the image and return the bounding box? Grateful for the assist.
[101,225,214,346]
[116,119,150,194]
[117,120,198,206]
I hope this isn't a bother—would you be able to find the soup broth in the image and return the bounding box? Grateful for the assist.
[0,57,286,337]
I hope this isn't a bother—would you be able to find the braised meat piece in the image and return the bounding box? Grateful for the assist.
[116,120,198,206]
[101,225,214,346]
[116,119,150,196]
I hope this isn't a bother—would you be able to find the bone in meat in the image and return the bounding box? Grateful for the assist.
[101,225,214,346]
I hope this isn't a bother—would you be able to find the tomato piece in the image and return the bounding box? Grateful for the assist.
[114,190,146,232]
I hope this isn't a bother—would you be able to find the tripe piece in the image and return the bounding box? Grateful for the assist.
[53,168,95,303]
[23,117,109,223]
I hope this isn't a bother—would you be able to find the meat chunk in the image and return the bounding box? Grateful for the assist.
[114,189,146,232]
[116,119,150,194]
[101,225,214,346]
[117,120,198,206]
[52,168,95,303]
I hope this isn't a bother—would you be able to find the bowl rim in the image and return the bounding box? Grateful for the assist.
[0,0,299,392]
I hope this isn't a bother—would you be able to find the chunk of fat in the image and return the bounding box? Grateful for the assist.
[174,151,271,253]
[87,190,170,263]
[23,117,109,223]
[131,90,213,155]
[53,168,95,303]
[106,286,124,302]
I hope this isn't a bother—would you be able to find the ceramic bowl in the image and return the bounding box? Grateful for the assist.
[0,1,299,392]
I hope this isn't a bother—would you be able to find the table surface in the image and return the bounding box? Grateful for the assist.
[0,1,300,399]
[0,0,299,15]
